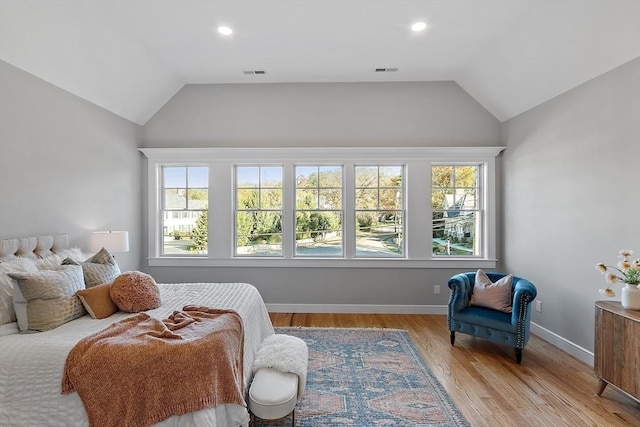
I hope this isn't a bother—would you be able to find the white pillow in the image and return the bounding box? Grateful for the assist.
[469,269,513,313]
[0,257,39,325]
[0,249,87,326]
[62,248,120,288]
[9,265,86,332]
[0,274,16,324]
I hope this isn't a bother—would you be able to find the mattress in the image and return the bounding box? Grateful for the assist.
[0,282,275,427]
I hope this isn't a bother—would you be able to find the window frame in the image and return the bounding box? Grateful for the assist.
[354,164,405,258]
[431,163,484,258]
[294,164,345,258]
[158,163,210,257]
[141,147,504,268]
[234,164,284,257]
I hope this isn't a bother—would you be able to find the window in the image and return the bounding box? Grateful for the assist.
[235,166,283,256]
[355,166,404,257]
[161,166,208,255]
[295,166,343,256]
[432,165,481,256]
[142,147,502,268]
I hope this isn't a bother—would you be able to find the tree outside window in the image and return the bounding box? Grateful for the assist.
[295,166,343,256]
[235,166,283,256]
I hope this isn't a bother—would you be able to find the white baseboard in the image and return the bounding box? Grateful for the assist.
[530,322,594,366]
[266,303,448,315]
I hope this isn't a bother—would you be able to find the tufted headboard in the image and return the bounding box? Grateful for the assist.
[0,234,70,261]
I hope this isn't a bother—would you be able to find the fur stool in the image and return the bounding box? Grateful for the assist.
[249,334,308,426]
[249,367,298,426]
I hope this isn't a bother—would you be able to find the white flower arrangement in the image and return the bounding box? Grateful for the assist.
[596,249,640,297]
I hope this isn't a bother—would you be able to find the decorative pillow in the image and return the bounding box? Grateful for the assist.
[8,265,86,332]
[0,257,39,325]
[62,247,120,288]
[77,283,118,319]
[0,275,14,324]
[0,251,87,325]
[469,269,513,313]
[110,271,161,313]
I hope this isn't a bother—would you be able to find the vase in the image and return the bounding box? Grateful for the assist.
[621,284,640,310]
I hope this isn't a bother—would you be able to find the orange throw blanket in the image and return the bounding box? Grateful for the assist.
[62,305,244,427]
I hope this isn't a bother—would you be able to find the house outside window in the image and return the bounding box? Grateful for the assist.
[432,165,481,256]
[161,166,208,255]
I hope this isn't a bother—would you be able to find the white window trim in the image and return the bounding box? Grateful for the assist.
[140,146,505,269]
[234,165,285,257]
[294,164,345,258]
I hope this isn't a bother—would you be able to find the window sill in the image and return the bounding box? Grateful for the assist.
[147,257,497,269]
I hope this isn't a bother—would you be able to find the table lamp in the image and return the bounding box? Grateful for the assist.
[90,231,129,255]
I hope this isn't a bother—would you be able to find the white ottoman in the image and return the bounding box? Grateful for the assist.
[249,367,298,426]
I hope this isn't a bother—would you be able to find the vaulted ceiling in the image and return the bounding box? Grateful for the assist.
[1,0,638,126]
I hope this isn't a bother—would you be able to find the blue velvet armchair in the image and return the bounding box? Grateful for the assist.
[447,272,537,363]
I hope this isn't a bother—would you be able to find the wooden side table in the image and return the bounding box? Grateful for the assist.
[594,301,639,402]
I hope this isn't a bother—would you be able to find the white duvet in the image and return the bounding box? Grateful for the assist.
[0,282,275,427]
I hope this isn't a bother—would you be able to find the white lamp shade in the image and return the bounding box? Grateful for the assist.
[90,231,129,254]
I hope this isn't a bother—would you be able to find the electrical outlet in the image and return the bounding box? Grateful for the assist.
[536,300,542,313]
[434,285,441,295]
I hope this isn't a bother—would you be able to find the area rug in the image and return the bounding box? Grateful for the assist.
[254,327,469,426]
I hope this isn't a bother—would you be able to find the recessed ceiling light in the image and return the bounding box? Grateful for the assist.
[217,26,233,36]
[411,21,427,32]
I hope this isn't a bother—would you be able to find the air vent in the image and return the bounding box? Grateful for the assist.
[243,70,267,75]
[374,68,398,73]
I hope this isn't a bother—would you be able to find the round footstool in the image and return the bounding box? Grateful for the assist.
[249,368,298,426]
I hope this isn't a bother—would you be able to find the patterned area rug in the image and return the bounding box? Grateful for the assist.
[253,327,469,427]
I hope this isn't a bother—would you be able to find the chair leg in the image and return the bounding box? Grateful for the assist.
[291,409,295,427]
[450,331,455,346]
[515,348,522,364]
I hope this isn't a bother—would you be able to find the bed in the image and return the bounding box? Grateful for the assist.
[0,234,275,427]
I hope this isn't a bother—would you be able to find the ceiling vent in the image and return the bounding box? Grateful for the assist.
[243,70,267,75]
[374,68,398,73]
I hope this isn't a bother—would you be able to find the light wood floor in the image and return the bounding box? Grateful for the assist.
[269,313,640,427]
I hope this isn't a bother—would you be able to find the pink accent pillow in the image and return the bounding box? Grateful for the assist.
[469,269,513,313]
[110,271,161,313]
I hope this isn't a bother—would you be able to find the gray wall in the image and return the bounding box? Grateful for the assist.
[142,81,502,309]
[143,81,501,147]
[0,61,143,272]
[501,57,640,352]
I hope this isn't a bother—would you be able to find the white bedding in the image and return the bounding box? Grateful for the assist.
[0,282,275,427]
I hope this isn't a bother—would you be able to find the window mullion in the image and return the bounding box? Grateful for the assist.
[406,161,430,259]
[483,160,496,261]
[210,161,231,258]
[343,162,355,259]
[150,162,162,258]
[282,163,294,259]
